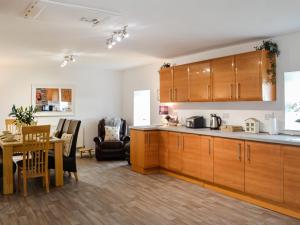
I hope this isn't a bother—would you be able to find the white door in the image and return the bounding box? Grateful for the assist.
[133,90,150,126]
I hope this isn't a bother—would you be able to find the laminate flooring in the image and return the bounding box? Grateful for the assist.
[0,157,299,225]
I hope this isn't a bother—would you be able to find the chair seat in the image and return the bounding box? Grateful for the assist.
[101,141,123,149]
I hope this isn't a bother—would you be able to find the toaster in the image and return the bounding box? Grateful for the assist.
[186,116,205,128]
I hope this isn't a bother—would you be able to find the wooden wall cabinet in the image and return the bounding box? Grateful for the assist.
[173,65,189,102]
[181,134,201,179]
[130,130,159,173]
[159,68,173,102]
[283,145,300,208]
[168,132,182,172]
[212,56,236,101]
[245,141,283,202]
[213,137,245,191]
[159,50,276,103]
[200,136,214,182]
[158,131,169,169]
[189,61,212,101]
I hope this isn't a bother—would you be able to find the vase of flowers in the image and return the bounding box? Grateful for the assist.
[8,105,37,129]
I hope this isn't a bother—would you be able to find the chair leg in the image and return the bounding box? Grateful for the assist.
[17,167,21,192]
[74,172,78,182]
[23,174,27,197]
[45,171,49,193]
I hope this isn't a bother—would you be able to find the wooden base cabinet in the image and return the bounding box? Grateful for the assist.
[168,132,182,172]
[130,130,159,173]
[200,136,214,182]
[283,145,300,208]
[213,137,245,191]
[245,141,283,202]
[181,134,201,178]
[158,131,169,169]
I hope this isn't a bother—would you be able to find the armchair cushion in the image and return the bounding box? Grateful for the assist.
[104,126,120,141]
[101,141,123,149]
[61,133,73,157]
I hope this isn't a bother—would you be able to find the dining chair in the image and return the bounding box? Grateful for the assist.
[5,118,18,133]
[17,125,50,197]
[54,118,66,138]
[49,120,81,181]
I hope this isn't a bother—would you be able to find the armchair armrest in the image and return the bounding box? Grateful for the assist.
[93,137,103,145]
[120,135,130,143]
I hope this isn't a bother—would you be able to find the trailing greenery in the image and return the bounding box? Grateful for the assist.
[9,105,37,126]
[160,62,171,69]
[255,40,280,84]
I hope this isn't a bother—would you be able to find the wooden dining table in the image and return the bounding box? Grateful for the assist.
[0,136,64,195]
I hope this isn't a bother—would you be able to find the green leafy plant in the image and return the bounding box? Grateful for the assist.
[255,40,280,84]
[9,105,37,126]
[160,62,171,69]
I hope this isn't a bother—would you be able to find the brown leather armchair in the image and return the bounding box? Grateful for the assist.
[94,118,130,161]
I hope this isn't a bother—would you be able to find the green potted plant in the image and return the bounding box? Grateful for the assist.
[8,105,37,128]
[255,40,280,84]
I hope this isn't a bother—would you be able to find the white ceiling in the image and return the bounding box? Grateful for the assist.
[1,0,300,70]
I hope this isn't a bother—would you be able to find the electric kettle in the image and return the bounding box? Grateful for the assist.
[210,114,222,130]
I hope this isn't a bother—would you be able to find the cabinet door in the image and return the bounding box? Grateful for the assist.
[160,68,173,102]
[189,61,212,101]
[130,130,146,169]
[159,131,169,169]
[282,145,300,207]
[214,137,245,191]
[245,141,283,202]
[200,136,214,182]
[212,56,236,101]
[173,65,189,102]
[235,51,262,101]
[144,131,159,169]
[168,132,182,172]
[182,134,201,178]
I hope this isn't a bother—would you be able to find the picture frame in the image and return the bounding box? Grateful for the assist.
[31,84,75,117]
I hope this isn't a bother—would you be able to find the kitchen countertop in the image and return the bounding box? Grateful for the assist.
[130,125,300,146]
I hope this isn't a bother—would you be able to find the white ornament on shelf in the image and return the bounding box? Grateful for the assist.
[244,118,259,134]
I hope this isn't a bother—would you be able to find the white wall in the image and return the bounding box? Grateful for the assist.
[121,31,300,133]
[0,64,122,147]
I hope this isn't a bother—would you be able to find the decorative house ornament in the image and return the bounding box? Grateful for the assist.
[244,118,259,134]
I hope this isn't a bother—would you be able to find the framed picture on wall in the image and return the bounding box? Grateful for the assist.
[31,84,75,117]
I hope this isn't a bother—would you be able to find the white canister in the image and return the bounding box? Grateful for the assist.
[269,117,279,135]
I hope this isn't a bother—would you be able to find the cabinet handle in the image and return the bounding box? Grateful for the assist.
[148,133,150,145]
[174,88,177,101]
[230,84,233,99]
[169,88,172,101]
[181,136,184,151]
[208,139,211,156]
[237,143,241,161]
[237,83,240,99]
[177,136,179,150]
[247,145,250,162]
[207,85,211,99]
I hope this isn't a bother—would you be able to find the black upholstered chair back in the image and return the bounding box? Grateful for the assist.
[62,119,71,134]
[67,120,81,158]
[55,118,66,138]
[98,118,126,141]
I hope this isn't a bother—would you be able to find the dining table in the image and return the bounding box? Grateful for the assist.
[0,135,64,195]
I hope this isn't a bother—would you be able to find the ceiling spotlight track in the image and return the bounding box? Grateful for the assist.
[106,26,129,49]
[61,55,76,67]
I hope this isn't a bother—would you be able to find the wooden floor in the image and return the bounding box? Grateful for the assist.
[0,157,300,225]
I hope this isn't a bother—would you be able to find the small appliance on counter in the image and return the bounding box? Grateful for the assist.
[210,114,222,130]
[186,116,205,128]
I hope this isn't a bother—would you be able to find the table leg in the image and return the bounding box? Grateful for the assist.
[3,146,13,194]
[54,142,63,187]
